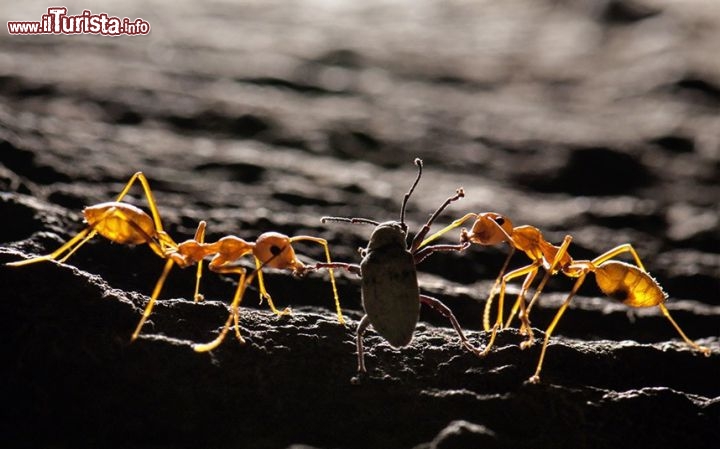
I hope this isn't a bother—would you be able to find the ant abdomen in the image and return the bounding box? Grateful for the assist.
[595,261,667,308]
[84,202,156,245]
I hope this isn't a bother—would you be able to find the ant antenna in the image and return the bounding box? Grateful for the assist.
[321,217,380,226]
[400,158,423,230]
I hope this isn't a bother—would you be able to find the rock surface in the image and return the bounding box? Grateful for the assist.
[1,1,719,448]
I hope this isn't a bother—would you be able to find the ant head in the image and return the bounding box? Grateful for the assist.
[465,212,514,246]
[254,232,303,270]
[399,158,423,233]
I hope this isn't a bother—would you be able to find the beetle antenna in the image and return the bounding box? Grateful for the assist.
[321,216,380,226]
[400,158,423,229]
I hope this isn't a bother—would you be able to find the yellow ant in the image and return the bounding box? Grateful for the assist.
[422,211,712,382]
[7,172,343,344]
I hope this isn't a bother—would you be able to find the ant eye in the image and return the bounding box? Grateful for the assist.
[270,245,282,256]
[494,217,505,225]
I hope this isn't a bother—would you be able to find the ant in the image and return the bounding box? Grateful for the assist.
[310,158,483,375]
[422,211,712,383]
[6,172,206,340]
[7,172,344,345]
[188,229,344,351]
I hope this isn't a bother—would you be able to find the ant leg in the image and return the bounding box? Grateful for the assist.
[356,314,371,373]
[529,273,588,383]
[592,244,646,271]
[657,303,712,356]
[419,294,485,357]
[419,213,478,249]
[131,258,175,341]
[480,261,540,354]
[57,229,100,263]
[192,221,207,302]
[410,188,465,253]
[497,261,541,328]
[113,172,166,235]
[289,236,344,325]
[8,201,145,266]
[193,304,237,353]
[524,235,573,317]
[113,172,180,255]
[506,269,539,339]
[483,248,515,331]
[510,236,573,348]
[193,268,250,352]
[194,247,289,351]
[589,245,709,355]
[7,227,96,267]
[254,257,292,316]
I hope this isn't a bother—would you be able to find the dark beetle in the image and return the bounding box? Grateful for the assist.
[315,158,483,374]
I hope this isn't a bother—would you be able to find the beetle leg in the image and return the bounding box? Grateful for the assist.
[419,294,484,357]
[355,314,371,373]
[410,188,465,253]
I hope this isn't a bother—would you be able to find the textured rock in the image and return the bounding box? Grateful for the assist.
[1,1,719,448]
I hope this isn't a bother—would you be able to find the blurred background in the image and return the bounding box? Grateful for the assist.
[1,1,718,448]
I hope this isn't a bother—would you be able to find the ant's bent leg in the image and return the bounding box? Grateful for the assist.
[192,221,207,302]
[254,257,291,316]
[194,269,251,353]
[114,172,166,237]
[483,249,515,332]
[7,227,96,267]
[289,236,344,325]
[506,269,538,331]
[356,314,371,374]
[658,304,712,357]
[592,243,646,272]
[193,307,237,353]
[420,294,484,357]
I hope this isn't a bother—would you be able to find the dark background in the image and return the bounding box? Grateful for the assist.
[1,1,718,448]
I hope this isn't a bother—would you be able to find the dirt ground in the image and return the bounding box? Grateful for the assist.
[1,1,719,448]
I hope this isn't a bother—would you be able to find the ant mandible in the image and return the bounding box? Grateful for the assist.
[422,211,712,383]
[7,173,344,345]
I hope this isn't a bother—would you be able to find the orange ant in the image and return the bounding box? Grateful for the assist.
[7,172,344,345]
[422,212,712,382]
[188,230,344,351]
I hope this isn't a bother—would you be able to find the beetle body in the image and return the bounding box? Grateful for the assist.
[315,159,481,375]
[360,222,420,347]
